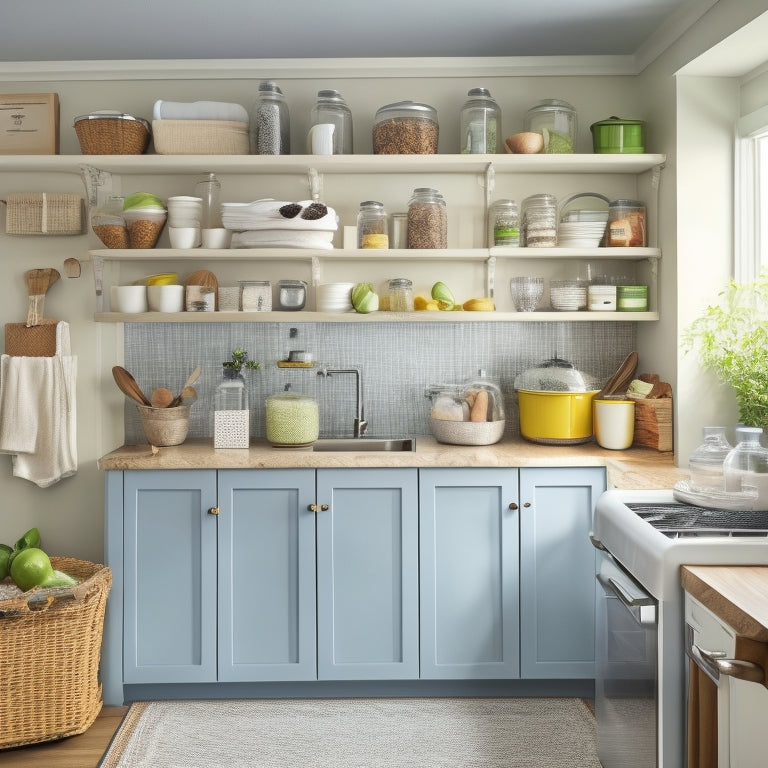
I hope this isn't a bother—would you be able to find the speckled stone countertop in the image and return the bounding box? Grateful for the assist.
[98,436,686,490]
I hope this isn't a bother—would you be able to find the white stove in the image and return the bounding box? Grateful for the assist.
[592,488,768,768]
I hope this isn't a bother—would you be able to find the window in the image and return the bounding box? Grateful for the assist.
[735,105,768,282]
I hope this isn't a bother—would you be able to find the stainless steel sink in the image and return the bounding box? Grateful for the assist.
[312,437,416,452]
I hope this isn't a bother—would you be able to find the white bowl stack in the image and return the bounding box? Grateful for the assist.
[316,283,355,313]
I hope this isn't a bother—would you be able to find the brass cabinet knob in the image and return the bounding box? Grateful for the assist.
[321,504,329,511]
[508,502,519,510]
[523,502,531,508]
[208,507,220,516]
[308,504,330,513]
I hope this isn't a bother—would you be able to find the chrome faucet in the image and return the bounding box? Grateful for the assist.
[317,366,368,438]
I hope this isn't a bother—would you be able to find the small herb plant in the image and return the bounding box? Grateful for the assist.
[222,348,260,372]
[683,270,768,429]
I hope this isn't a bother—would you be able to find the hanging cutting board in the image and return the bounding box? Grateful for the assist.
[4,268,61,356]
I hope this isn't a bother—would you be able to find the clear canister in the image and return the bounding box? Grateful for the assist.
[357,201,389,249]
[523,99,577,154]
[521,193,558,247]
[488,199,519,247]
[250,80,290,155]
[240,280,272,311]
[460,87,501,154]
[373,101,439,154]
[407,187,447,249]
[194,172,222,229]
[311,89,353,155]
[388,278,414,311]
[607,199,647,246]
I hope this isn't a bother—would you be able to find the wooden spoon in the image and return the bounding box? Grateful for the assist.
[112,366,152,407]
[25,268,60,327]
[181,386,198,405]
[150,387,174,408]
[596,351,638,399]
[169,365,202,407]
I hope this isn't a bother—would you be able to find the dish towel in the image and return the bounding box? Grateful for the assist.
[0,321,77,487]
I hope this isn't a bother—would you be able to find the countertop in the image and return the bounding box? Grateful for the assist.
[98,436,685,490]
[682,565,768,643]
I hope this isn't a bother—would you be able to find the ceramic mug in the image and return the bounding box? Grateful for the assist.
[110,284,147,313]
[307,123,335,155]
[147,284,184,312]
[593,398,635,450]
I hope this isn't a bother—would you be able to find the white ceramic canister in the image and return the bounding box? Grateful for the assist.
[593,398,636,450]
[588,284,617,311]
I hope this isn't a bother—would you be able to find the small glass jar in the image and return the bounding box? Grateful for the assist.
[607,199,647,246]
[688,426,733,490]
[523,99,577,154]
[373,101,439,154]
[311,89,353,155]
[460,87,501,154]
[388,278,414,312]
[389,212,408,249]
[194,172,222,230]
[213,367,249,449]
[723,427,768,505]
[357,201,389,249]
[521,193,558,247]
[407,187,447,249]
[488,199,519,247]
[240,280,272,311]
[250,80,290,155]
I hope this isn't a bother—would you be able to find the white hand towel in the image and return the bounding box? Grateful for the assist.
[0,321,77,488]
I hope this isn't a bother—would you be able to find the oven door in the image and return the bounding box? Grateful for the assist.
[596,549,658,768]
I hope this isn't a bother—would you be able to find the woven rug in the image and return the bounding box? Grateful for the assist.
[99,697,600,768]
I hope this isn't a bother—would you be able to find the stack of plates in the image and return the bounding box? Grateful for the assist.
[550,280,588,311]
[316,283,354,313]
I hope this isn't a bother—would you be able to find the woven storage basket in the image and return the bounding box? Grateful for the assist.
[4,192,84,235]
[136,403,190,446]
[152,119,249,155]
[0,558,112,749]
[74,113,150,155]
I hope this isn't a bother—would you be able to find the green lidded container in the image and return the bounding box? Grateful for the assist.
[590,116,646,154]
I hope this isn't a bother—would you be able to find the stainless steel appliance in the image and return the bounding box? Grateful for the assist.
[592,489,768,768]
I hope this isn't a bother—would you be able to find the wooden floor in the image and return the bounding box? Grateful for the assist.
[1,706,128,768]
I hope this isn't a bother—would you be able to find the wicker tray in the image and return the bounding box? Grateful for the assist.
[0,558,112,749]
[3,192,84,235]
[152,119,249,155]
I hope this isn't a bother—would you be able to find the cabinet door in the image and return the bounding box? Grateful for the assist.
[419,468,520,679]
[217,469,317,681]
[123,470,218,684]
[316,468,419,680]
[519,466,605,679]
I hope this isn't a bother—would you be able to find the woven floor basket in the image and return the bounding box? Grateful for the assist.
[0,558,112,749]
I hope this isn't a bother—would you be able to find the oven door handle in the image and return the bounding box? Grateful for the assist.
[597,569,657,625]
[692,645,764,684]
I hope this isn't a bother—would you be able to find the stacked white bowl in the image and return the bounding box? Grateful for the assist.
[550,280,588,311]
[167,196,202,248]
[316,283,355,313]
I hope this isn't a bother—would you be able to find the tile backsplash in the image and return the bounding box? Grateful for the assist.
[123,321,635,444]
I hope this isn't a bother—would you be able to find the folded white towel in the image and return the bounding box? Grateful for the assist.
[221,200,339,231]
[0,322,77,488]
[230,230,335,249]
[153,100,249,123]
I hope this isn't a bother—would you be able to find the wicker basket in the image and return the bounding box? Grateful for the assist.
[152,119,249,155]
[0,558,112,749]
[136,404,190,446]
[4,192,84,235]
[74,113,151,155]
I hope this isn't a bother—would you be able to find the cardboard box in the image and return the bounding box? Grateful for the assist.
[0,93,59,154]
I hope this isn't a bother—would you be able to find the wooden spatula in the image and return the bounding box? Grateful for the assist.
[25,268,60,327]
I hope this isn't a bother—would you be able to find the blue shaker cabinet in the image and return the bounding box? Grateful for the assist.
[419,468,521,679]
[518,466,605,679]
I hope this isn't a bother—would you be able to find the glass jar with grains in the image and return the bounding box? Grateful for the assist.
[250,80,290,155]
[460,88,501,154]
[357,201,389,249]
[407,187,447,249]
[373,101,439,154]
[388,278,414,312]
[488,199,519,247]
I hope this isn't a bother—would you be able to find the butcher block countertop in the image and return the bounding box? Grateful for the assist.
[682,566,768,643]
[98,436,686,490]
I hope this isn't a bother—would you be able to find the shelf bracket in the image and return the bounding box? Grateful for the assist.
[92,255,104,313]
[485,255,496,299]
[310,255,322,286]
[79,164,115,210]
[483,163,495,248]
[307,167,323,201]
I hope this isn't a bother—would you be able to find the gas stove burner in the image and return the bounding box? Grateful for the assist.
[627,502,768,537]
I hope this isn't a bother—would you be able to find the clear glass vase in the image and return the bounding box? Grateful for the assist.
[213,367,249,448]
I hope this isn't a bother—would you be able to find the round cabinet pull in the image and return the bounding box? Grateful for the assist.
[208,507,220,516]
[523,502,532,508]
[308,504,319,512]
[508,502,519,510]
[321,504,329,511]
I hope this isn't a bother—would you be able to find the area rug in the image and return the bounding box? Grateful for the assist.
[99,697,600,768]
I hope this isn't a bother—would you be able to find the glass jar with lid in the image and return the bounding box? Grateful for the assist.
[723,426,768,503]
[194,172,222,229]
[388,278,414,312]
[407,187,447,249]
[488,199,519,247]
[373,101,439,154]
[521,193,558,247]
[357,201,389,249]
[311,89,353,155]
[213,366,249,448]
[459,87,501,154]
[523,99,577,154]
[688,426,733,490]
[607,199,647,247]
[250,80,290,155]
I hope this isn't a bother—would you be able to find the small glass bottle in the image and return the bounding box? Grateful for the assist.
[688,426,733,490]
[194,172,223,230]
[407,187,447,249]
[388,278,414,312]
[488,199,520,247]
[357,201,389,249]
[250,80,290,155]
[723,427,768,499]
[213,367,250,449]
[460,87,501,154]
[311,89,353,155]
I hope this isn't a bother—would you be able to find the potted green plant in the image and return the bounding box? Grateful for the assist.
[683,269,768,430]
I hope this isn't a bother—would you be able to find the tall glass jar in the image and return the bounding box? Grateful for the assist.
[723,427,768,508]
[407,187,447,249]
[523,99,577,153]
[194,172,222,229]
[311,89,353,155]
[488,199,519,247]
[250,80,290,155]
[357,201,389,249]
[388,278,414,311]
[213,367,249,448]
[688,426,733,490]
[460,87,501,154]
[521,193,558,247]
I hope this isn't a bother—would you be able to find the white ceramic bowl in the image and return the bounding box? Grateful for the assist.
[202,228,231,248]
[169,226,201,249]
[147,284,184,312]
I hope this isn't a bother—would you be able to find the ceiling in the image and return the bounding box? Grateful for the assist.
[2,0,712,64]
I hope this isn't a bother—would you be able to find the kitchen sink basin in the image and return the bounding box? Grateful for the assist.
[312,437,416,452]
